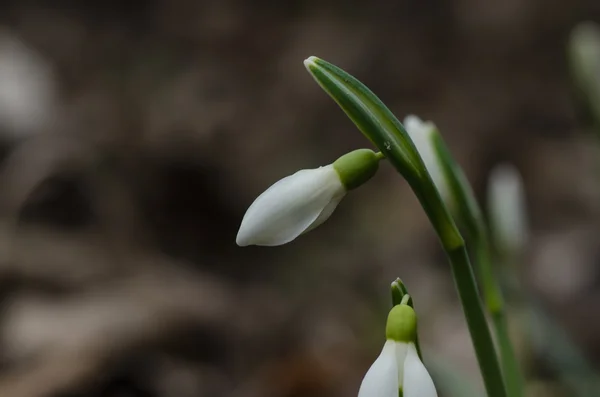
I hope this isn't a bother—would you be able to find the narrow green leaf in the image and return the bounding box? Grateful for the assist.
[304,56,463,251]
[304,56,422,181]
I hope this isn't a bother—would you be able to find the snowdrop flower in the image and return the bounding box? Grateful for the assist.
[403,115,451,208]
[0,31,55,138]
[236,149,382,246]
[359,304,437,397]
[487,164,528,256]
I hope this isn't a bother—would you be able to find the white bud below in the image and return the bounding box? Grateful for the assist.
[358,340,437,397]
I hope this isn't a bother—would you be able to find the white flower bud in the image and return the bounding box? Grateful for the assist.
[236,149,381,247]
[403,115,451,207]
[236,164,345,246]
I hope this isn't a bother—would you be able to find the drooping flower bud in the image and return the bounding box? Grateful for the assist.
[236,149,382,246]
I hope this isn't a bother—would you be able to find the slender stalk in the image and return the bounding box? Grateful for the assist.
[463,195,525,397]
[445,245,507,397]
[475,233,524,397]
[432,133,524,397]
[493,311,523,396]
[406,158,507,397]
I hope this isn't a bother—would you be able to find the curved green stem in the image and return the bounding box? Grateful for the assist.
[415,174,508,397]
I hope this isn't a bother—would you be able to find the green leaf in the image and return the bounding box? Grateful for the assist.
[304,56,463,251]
[304,56,422,182]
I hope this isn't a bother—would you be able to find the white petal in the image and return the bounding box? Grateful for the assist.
[403,343,438,397]
[358,341,400,397]
[303,188,345,234]
[403,115,450,206]
[236,165,345,246]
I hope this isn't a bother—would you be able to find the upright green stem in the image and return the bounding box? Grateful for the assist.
[411,168,507,397]
[443,243,507,397]
[433,134,524,397]
[475,232,524,397]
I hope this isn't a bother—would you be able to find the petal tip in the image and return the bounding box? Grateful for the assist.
[235,227,252,247]
[235,237,250,247]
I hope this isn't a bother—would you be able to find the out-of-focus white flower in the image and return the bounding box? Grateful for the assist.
[403,115,451,207]
[359,305,437,397]
[236,149,381,246]
[0,31,55,138]
[487,164,528,255]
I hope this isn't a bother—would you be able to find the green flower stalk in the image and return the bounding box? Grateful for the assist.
[421,120,524,397]
[304,56,507,397]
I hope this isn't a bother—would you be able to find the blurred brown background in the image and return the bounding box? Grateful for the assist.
[0,0,599,396]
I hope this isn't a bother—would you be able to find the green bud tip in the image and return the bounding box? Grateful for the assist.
[385,304,418,343]
[391,278,410,307]
[303,56,319,70]
[391,278,408,295]
[333,149,382,190]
